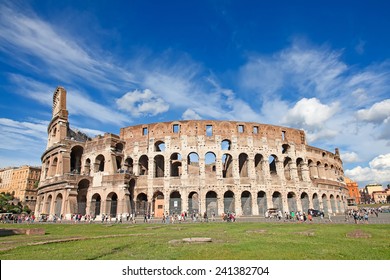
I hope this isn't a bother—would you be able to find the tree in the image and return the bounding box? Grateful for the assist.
[0,192,24,213]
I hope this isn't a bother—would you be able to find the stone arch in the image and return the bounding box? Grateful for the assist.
[296,158,304,181]
[282,144,290,154]
[46,195,52,214]
[222,153,233,178]
[153,191,164,217]
[312,193,320,210]
[84,158,91,175]
[330,194,337,213]
[115,142,124,152]
[170,153,182,177]
[239,153,249,177]
[241,191,252,215]
[300,192,309,213]
[187,152,199,175]
[54,193,63,217]
[77,179,90,215]
[336,195,341,213]
[154,155,165,177]
[127,179,136,214]
[205,152,216,176]
[115,155,123,171]
[269,155,278,175]
[188,192,199,214]
[106,192,118,218]
[125,157,134,174]
[223,190,235,213]
[138,155,149,175]
[254,154,264,181]
[95,154,105,172]
[155,140,165,152]
[70,145,83,174]
[221,139,231,150]
[51,157,58,176]
[91,193,101,217]
[206,191,218,216]
[322,194,329,214]
[283,157,292,180]
[136,193,148,216]
[287,192,297,213]
[169,191,181,214]
[257,191,267,216]
[272,191,283,212]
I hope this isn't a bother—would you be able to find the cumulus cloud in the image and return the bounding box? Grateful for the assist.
[345,153,390,185]
[116,89,170,117]
[341,152,360,163]
[356,99,390,124]
[281,98,339,129]
[182,109,202,120]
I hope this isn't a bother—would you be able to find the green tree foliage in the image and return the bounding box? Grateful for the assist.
[0,192,26,213]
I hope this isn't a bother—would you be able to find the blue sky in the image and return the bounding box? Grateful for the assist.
[0,0,390,188]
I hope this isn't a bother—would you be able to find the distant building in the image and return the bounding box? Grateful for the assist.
[362,184,384,204]
[0,165,41,211]
[345,177,361,206]
[371,188,390,204]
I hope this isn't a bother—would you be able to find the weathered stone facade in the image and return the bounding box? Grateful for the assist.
[36,87,348,220]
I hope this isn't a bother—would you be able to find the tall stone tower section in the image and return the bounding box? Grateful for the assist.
[47,86,69,148]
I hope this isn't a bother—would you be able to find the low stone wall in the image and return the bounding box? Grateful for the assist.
[0,228,45,236]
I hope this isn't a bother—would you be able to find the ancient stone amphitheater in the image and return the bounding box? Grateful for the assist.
[36,87,348,220]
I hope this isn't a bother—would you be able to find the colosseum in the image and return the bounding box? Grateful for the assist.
[36,87,348,220]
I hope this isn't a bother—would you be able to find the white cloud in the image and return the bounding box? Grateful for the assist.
[341,152,360,163]
[345,153,390,186]
[116,89,170,117]
[281,98,339,129]
[182,109,202,120]
[356,99,390,123]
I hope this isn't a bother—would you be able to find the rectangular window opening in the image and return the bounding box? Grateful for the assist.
[253,126,258,134]
[206,125,213,136]
[142,127,148,136]
[173,124,180,133]
[282,131,286,141]
[238,125,244,133]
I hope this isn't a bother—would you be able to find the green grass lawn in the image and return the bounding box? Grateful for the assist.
[0,222,389,260]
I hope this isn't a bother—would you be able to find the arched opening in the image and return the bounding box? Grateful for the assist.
[138,155,149,175]
[221,139,231,150]
[312,193,320,210]
[115,142,124,152]
[206,191,218,216]
[269,155,277,176]
[127,179,136,214]
[51,157,58,176]
[205,152,216,177]
[282,144,290,154]
[115,156,122,171]
[188,192,199,214]
[84,158,91,175]
[239,153,249,177]
[54,193,63,217]
[296,158,304,181]
[300,192,309,213]
[283,157,292,180]
[336,195,341,213]
[170,153,182,177]
[46,195,52,214]
[136,193,148,216]
[91,193,101,217]
[155,140,165,152]
[330,194,337,213]
[107,192,118,218]
[125,157,134,174]
[169,191,181,214]
[154,155,165,177]
[153,191,164,217]
[70,145,83,174]
[222,153,233,178]
[322,194,329,214]
[254,154,263,181]
[287,192,297,213]
[77,179,89,215]
[241,191,252,215]
[272,192,283,212]
[257,191,267,216]
[95,154,105,172]
[223,191,235,213]
[187,152,199,175]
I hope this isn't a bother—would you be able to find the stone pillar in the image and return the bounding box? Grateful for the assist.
[309,163,318,179]
[248,158,255,179]
[282,192,289,214]
[133,159,139,176]
[289,162,298,181]
[252,190,259,215]
[301,163,310,181]
[261,160,270,181]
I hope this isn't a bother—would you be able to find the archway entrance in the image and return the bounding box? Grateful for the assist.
[169,191,181,214]
[77,179,89,215]
[153,191,164,217]
[223,191,235,213]
[272,192,283,212]
[91,194,101,217]
[188,192,199,214]
[107,192,118,218]
[136,193,148,216]
[257,191,267,216]
[206,191,218,216]
[241,191,252,215]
